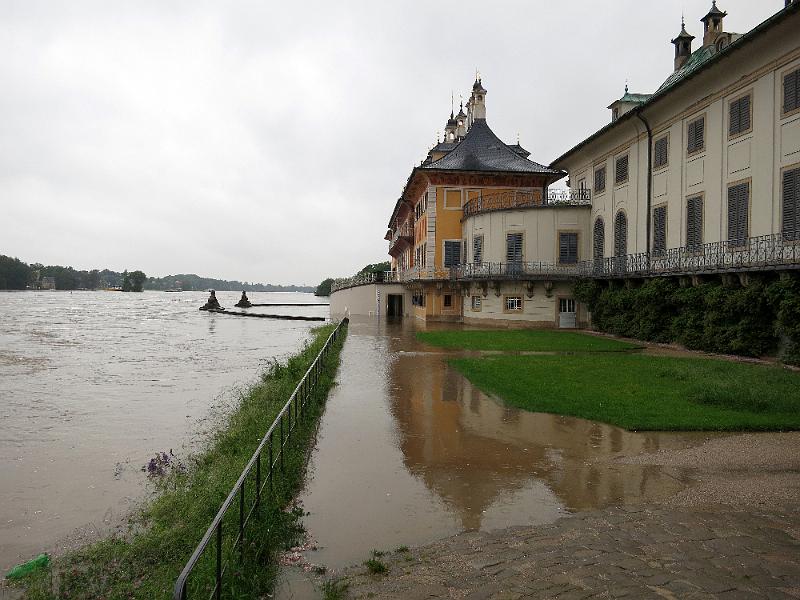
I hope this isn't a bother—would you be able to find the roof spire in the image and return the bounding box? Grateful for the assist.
[451,91,454,119]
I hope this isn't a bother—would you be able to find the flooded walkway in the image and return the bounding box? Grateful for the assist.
[276,317,724,597]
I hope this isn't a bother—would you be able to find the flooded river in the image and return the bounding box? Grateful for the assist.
[0,290,327,571]
[277,317,716,596]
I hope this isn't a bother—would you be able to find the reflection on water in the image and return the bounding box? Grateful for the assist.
[290,317,710,576]
[0,290,327,571]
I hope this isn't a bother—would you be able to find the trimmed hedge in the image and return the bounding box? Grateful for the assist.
[573,273,800,365]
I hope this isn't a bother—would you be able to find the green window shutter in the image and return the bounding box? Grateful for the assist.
[614,211,627,257]
[783,167,800,241]
[729,95,751,136]
[687,117,705,153]
[559,232,578,264]
[686,196,703,251]
[594,166,606,192]
[653,136,668,168]
[506,233,523,262]
[784,69,800,114]
[473,236,483,265]
[444,241,461,267]
[615,155,628,184]
[652,206,667,255]
[727,183,749,246]
[593,218,605,260]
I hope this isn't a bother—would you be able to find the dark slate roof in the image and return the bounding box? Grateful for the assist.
[508,144,531,158]
[432,141,459,152]
[421,119,561,175]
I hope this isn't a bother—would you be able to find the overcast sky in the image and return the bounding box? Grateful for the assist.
[1,1,778,285]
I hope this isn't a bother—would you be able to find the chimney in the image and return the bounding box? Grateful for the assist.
[671,18,695,71]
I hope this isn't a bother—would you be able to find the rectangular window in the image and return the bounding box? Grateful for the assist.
[729,94,751,136]
[473,235,484,265]
[505,296,522,312]
[558,232,578,264]
[443,240,461,267]
[445,189,462,209]
[783,166,800,241]
[784,68,800,116]
[506,232,523,263]
[686,195,704,251]
[443,294,452,308]
[615,154,629,185]
[727,181,750,247]
[653,135,669,169]
[687,116,705,154]
[471,295,482,311]
[652,206,667,256]
[594,165,606,193]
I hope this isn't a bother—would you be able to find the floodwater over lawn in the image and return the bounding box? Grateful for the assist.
[277,317,717,595]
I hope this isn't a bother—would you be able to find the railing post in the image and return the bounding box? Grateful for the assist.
[255,452,261,509]
[279,416,284,473]
[239,482,245,554]
[215,522,222,600]
[268,432,274,494]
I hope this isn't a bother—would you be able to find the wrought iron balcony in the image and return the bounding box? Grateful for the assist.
[462,189,591,219]
[331,234,799,294]
[388,223,414,255]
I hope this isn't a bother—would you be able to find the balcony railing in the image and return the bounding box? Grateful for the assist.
[462,189,591,219]
[388,223,414,253]
[330,271,399,293]
[396,233,800,283]
[330,234,799,294]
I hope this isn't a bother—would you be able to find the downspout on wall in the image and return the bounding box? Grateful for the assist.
[635,111,653,255]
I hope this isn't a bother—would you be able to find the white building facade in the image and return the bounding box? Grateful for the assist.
[551,1,800,266]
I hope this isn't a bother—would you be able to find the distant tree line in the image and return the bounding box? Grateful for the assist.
[145,274,314,293]
[315,261,391,296]
[0,255,145,291]
[0,254,313,293]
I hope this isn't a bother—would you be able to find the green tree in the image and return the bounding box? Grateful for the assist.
[356,262,391,276]
[315,278,334,297]
[128,270,147,292]
[0,255,32,290]
[121,270,132,292]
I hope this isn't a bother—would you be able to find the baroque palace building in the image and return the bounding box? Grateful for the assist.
[330,0,800,326]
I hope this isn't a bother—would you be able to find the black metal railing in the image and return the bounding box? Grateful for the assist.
[394,233,799,283]
[173,318,348,600]
[462,189,591,219]
[330,271,398,293]
[587,233,800,278]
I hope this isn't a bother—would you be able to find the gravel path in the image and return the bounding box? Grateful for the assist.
[330,432,800,599]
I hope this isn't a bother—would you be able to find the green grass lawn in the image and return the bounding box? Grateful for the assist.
[451,353,800,431]
[416,329,639,352]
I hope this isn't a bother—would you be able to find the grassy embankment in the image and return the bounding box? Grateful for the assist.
[18,323,347,600]
[417,329,800,431]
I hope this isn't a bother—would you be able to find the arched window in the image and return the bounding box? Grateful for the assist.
[614,211,628,273]
[614,211,627,256]
[593,217,605,273]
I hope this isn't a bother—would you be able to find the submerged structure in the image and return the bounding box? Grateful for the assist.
[331,0,800,327]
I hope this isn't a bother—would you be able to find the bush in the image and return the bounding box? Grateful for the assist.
[577,273,800,362]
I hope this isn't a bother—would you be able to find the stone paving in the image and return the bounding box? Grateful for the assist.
[337,504,800,599]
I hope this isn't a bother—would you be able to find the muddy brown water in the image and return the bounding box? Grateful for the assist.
[0,290,328,573]
[276,317,720,597]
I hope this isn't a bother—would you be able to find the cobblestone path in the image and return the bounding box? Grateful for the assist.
[338,505,800,599]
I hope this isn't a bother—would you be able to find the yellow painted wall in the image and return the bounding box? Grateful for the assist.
[434,186,466,269]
